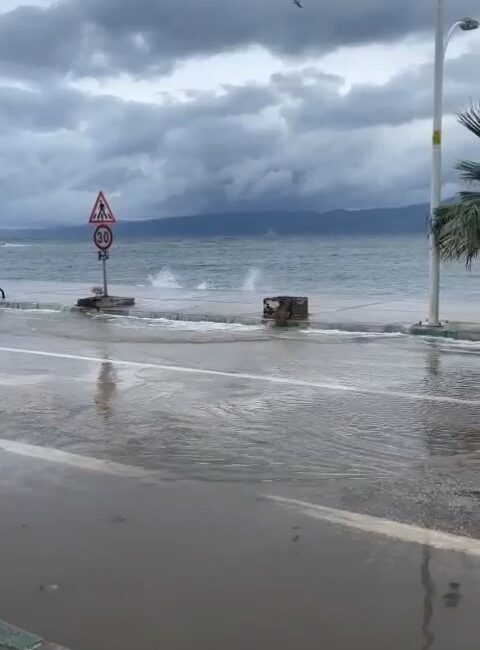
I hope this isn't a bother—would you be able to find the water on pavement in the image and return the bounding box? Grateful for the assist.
[1,309,480,527]
[1,307,480,649]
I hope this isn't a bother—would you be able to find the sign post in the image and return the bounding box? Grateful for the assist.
[93,223,114,296]
[89,193,116,297]
[77,192,134,309]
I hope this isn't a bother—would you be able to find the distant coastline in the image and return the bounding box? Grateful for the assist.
[0,203,428,240]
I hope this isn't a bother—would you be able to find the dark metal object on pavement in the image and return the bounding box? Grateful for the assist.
[263,296,309,325]
[76,295,135,310]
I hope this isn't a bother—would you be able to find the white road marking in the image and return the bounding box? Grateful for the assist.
[0,345,479,406]
[265,495,480,557]
[0,439,156,480]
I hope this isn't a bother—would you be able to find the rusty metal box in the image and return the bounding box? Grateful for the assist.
[263,296,309,323]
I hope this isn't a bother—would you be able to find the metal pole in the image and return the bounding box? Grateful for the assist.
[444,22,463,54]
[428,0,444,325]
[101,253,108,297]
[103,256,108,297]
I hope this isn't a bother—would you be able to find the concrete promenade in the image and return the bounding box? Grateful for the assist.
[1,279,480,339]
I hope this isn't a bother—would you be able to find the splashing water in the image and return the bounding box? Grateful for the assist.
[148,268,182,289]
[241,268,260,291]
[2,243,32,248]
[196,281,209,290]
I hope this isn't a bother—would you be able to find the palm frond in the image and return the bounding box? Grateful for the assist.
[433,103,480,268]
[458,104,480,140]
[434,201,480,269]
[458,190,480,201]
[457,160,480,183]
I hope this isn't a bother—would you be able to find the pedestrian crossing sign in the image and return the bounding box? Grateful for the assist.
[89,191,116,224]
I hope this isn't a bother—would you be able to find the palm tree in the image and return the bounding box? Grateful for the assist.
[434,105,480,268]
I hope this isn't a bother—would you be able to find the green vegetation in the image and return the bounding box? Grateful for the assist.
[435,105,480,268]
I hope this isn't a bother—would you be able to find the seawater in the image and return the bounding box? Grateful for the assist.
[1,235,479,300]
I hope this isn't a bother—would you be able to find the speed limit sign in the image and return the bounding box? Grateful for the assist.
[93,225,113,251]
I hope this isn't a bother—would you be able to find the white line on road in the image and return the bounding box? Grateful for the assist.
[0,345,479,405]
[2,438,479,556]
[0,439,156,480]
[265,495,480,557]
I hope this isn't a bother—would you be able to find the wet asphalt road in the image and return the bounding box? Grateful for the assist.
[1,309,480,648]
[1,456,480,650]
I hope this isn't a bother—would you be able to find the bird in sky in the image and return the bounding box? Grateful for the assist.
[293,0,303,7]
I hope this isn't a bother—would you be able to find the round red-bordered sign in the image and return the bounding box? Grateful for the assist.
[93,225,113,251]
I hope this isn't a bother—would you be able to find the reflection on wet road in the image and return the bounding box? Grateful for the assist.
[421,546,435,650]
[95,361,117,419]
[1,309,480,532]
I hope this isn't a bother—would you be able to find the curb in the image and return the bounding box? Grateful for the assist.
[3,300,480,342]
[410,322,480,342]
[0,301,407,332]
[0,620,69,649]
[0,302,65,312]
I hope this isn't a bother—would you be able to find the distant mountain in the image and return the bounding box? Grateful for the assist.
[0,204,429,240]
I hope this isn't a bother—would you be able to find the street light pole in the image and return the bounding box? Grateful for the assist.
[428,0,444,325]
[428,2,479,325]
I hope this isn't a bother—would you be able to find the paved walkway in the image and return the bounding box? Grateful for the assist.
[2,280,480,338]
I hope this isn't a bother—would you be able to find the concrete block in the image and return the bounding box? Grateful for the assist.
[76,295,135,310]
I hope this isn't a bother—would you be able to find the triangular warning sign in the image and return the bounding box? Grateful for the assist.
[89,191,116,225]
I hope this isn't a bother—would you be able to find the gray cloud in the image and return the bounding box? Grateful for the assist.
[0,48,478,227]
[0,1,480,225]
[0,0,479,79]
[276,50,480,133]
[0,84,89,131]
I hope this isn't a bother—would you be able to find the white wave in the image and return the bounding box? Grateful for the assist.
[2,307,61,314]
[241,268,260,291]
[196,281,209,290]
[148,267,182,289]
[304,329,406,338]
[424,336,480,351]
[1,243,32,248]
[156,318,261,333]
[97,313,262,333]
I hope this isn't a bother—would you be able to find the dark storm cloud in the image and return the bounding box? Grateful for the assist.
[0,42,478,227]
[0,0,479,225]
[0,3,83,78]
[0,0,479,79]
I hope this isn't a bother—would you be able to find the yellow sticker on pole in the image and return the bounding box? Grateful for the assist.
[433,130,442,146]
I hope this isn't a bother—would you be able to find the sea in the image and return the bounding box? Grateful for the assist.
[1,234,479,300]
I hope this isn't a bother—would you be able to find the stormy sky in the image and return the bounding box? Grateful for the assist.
[1,0,480,226]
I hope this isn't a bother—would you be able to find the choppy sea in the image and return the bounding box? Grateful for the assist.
[1,235,478,300]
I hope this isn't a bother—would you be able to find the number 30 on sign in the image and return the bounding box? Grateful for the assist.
[94,225,113,251]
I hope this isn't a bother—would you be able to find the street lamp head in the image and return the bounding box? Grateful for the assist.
[459,17,480,31]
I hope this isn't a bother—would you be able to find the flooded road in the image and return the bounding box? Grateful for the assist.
[1,308,480,648]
